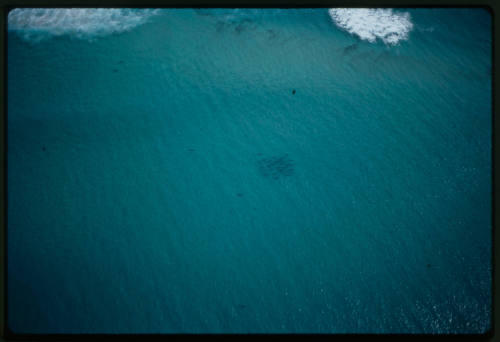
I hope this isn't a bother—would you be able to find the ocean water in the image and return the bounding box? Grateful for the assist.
[7,8,492,334]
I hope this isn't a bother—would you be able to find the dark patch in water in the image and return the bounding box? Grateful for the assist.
[292,89,296,95]
[118,60,124,64]
[426,264,432,268]
[215,18,255,35]
[42,146,46,151]
[215,20,226,32]
[234,19,254,34]
[266,28,277,39]
[236,304,247,309]
[234,23,245,34]
[236,193,243,197]
[112,69,118,73]
[342,43,358,56]
[257,154,294,180]
[188,148,196,152]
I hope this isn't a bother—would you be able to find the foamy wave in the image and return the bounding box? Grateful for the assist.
[328,8,413,45]
[8,8,159,42]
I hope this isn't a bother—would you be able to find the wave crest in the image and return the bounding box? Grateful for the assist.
[328,8,413,45]
[8,8,159,42]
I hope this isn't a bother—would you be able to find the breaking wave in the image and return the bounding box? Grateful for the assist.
[328,8,414,45]
[8,8,159,42]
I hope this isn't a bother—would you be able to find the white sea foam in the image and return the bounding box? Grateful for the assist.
[8,8,159,42]
[328,8,413,45]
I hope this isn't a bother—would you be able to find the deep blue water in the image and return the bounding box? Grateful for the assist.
[7,8,492,333]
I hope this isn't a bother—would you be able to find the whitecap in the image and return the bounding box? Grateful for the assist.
[328,8,413,45]
[8,8,159,42]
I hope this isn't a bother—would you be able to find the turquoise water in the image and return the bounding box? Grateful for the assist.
[7,8,491,334]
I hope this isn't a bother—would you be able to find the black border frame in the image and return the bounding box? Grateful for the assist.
[0,2,496,341]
